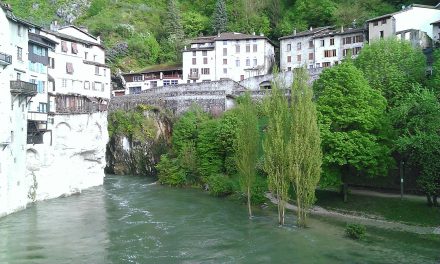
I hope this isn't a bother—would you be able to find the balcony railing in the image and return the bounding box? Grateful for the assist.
[188,73,200,80]
[0,52,12,66]
[10,80,37,96]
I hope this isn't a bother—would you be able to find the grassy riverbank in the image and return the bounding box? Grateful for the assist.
[315,190,440,227]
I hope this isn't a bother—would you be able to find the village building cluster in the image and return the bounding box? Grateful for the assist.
[120,3,440,95]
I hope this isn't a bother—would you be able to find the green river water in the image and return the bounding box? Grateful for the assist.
[0,175,438,264]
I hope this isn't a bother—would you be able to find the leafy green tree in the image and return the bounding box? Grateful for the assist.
[164,0,184,41]
[314,61,392,202]
[427,49,440,98]
[212,0,228,33]
[235,93,259,218]
[263,79,290,225]
[182,11,210,37]
[390,87,440,206]
[355,38,426,107]
[288,68,322,227]
[292,0,337,28]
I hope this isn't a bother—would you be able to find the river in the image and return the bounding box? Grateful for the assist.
[0,175,438,263]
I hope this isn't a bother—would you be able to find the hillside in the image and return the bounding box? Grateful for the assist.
[3,0,438,73]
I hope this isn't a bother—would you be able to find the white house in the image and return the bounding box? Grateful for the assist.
[182,32,275,83]
[279,26,366,70]
[123,65,183,94]
[367,4,440,46]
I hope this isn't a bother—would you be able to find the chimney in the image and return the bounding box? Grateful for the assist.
[217,31,220,37]
[341,26,344,33]
[310,26,313,31]
[293,28,297,35]
[252,32,256,35]
[260,32,264,36]
[79,26,88,33]
[50,20,59,31]
[97,36,101,43]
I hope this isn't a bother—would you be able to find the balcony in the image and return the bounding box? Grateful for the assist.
[28,112,48,122]
[10,80,37,96]
[188,73,200,80]
[0,52,12,66]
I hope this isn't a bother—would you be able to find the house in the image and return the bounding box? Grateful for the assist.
[366,4,440,48]
[182,32,275,83]
[122,64,183,95]
[40,25,111,115]
[279,26,367,70]
[431,19,440,46]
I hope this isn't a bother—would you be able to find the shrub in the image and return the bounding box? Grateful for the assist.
[345,223,366,240]
[156,155,186,186]
[206,174,233,197]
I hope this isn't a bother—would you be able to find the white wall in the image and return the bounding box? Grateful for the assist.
[394,6,440,39]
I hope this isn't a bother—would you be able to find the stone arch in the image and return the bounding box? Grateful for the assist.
[54,122,72,147]
[26,148,40,171]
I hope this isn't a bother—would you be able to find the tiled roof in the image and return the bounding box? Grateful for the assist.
[279,26,333,40]
[367,4,439,22]
[313,27,366,38]
[123,64,182,75]
[189,32,273,45]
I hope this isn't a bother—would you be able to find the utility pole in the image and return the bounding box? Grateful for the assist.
[400,161,404,200]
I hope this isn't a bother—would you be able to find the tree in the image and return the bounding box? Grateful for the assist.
[212,0,228,33]
[288,68,322,227]
[235,93,259,218]
[263,79,290,225]
[314,61,392,202]
[164,0,184,41]
[390,86,440,206]
[427,49,440,98]
[355,38,426,107]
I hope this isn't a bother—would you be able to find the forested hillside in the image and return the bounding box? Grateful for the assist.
[3,0,438,71]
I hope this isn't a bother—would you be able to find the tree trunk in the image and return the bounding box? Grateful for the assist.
[426,194,433,206]
[433,195,438,207]
[343,182,348,203]
[247,186,252,218]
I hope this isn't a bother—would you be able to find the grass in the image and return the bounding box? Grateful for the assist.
[315,190,440,227]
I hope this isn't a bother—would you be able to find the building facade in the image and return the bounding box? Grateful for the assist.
[122,65,183,94]
[182,32,275,83]
[280,27,366,71]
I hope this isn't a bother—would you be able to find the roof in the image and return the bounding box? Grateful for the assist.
[367,4,440,22]
[189,32,275,46]
[83,60,108,68]
[431,19,440,25]
[29,32,58,48]
[58,25,98,41]
[123,64,182,75]
[1,2,40,28]
[314,27,366,38]
[42,28,104,48]
[279,26,334,40]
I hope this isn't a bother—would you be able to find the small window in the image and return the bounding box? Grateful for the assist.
[202,51,207,56]
[85,52,88,60]
[373,21,379,26]
[171,80,178,85]
[223,59,227,65]
[287,44,291,51]
[253,44,257,52]
[320,40,325,47]
[192,58,196,65]
[297,42,301,50]
[62,79,67,88]
[330,38,334,46]
[309,53,314,60]
[297,55,301,62]
[253,58,257,66]
[95,66,99,75]
[61,41,68,53]
[287,67,291,71]
[201,68,210,75]
[287,56,291,63]
[192,51,196,56]
[236,59,240,67]
[71,43,78,54]
[84,81,90,90]
[236,45,240,53]
[151,81,157,88]
[223,40,227,45]
[380,31,384,38]
[381,19,387,25]
[133,75,142,82]
[203,57,208,64]
[223,48,227,56]
[246,58,250,66]
[66,62,74,74]
[17,47,22,61]
[223,68,227,74]
[309,41,313,48]
[163,80,171,86]
[246,45,250,53]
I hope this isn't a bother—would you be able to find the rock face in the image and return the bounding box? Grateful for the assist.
[56,0,90,24]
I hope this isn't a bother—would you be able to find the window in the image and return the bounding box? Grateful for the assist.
[192,58,196,65]
[287,44,291,51]
[223,59,227,65]
[71,43,78,54]
[343,37,352,45]
[223,68,227,74]
[355,35,364,43]
[223,40,227,45]
[323,62,331,67]
[316,63,320,68]
[49,57,55,69]
[202,51,207,56]
[309,53,314,60]
[246,45,250,53]
[223,48,227,56]
[171,80,178,85]
[352,46,362,55]
[381,19,387,25]
[163,80,171,86]
[133,75,142,82]
[151,81,157,88]
[253,44,257,52]
[62,79,67,88]
[236,59,240,67]
[320,40,325,47]
[330,38,335,46]
[84,81,90,90]
[95,66,99,75]
[17,47,22,61]
[93,55,97,61]
[324,50,337,57]
[203,57,208,64]
[309,41,313,48]
[92,82,96,90]
[61,41,68,53]
[66,62,74,74]
[373,21,379,26]
[236,45,240,53]
[17,25,22,36]
[16,72,21,80]
[240,75,245,81]
[297,42,302,50]
[287,67,291,71]
[38,103,47,113]
[380,31,384,39]
[287,56,291,63]
[33,45,46,56]
[246,58,250,66]
[192,51,196,56]
[343,48,350,57]
[297,55,301,62]
[37,81,45,93]
[201,68,210,75]
[104,69,107,77]
[129,87,141,94]
[253,58,257,66]
[85,52,88,60]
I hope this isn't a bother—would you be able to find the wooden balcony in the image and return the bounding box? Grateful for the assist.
[0,52,12,66]
[188,73,200,80]
[10,80,37,96]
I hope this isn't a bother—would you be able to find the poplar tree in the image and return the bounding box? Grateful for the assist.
[212,0,228,33]
[235,93,259,218]
[263,80,290,226]
[288,68,322,227]
[164,0,184,41]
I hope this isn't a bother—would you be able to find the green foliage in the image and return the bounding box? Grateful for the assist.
[156,155,187,186]
[314,61,392,187]
[427,49,440,97]
[182,11,209,37]
[197,119,223,177]
[212,0,228,33]
[345,223,366,240]
[355,38,427,107]
[127,33,161,66]
[108,108,157,141]
[164,0,184,40]
[206,174,233,196]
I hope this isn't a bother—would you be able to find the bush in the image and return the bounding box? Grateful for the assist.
[156,155,186,186]
[345,223,366,240]
[206,174,233,197]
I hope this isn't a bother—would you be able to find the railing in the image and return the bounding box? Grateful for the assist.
[27,112,48,122]
[163,74,182,79]
[10,80,37,95]
[0,52,12,65]
[188,73,200,80]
